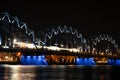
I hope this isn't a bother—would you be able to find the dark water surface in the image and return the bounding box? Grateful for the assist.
[0,65,120,80]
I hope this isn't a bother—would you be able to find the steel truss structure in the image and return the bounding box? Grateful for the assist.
[0,12,119,55]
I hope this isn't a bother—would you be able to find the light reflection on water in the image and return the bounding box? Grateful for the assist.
[0,65,120,80]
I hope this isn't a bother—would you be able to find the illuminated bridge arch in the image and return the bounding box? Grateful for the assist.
[0,12,37,49]
[38,25,88,51]
[91,34,118,54]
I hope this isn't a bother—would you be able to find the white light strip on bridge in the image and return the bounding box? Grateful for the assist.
[13,41,80,52]
[14,42,36,49]
[43,46,80,53]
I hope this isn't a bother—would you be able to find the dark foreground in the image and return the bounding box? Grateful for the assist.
[0,65,120,80]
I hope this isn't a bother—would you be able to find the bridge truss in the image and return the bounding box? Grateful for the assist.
[0,12,39,49]
[90,34,119,55]
[0,12,120,65]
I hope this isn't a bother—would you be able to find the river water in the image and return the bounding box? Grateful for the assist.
[0,65,120,80]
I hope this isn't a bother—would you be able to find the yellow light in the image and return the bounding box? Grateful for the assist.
[48,46,60,51]
[5,56,8,59]
[14,42,36,49]
[13,39,17,43]
[101,53,104,55]
[69,48,79,53]
[16,52,22,58]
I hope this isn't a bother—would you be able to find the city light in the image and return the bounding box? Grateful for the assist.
[44,46,60,51]
[13,41,36,49]
[13,39,17,43]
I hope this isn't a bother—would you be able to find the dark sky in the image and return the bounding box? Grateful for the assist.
[0,0,120,42]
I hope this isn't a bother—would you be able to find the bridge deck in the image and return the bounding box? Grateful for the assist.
[0,48,120,59]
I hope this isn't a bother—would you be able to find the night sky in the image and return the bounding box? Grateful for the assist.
[0,1,120,43]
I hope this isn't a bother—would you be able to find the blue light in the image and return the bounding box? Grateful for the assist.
[76,58,79,62]
[38,56,42,58]
[76,58,83,65]
[33,55,37,58]
[26,56,31,64]
[83,58,87,64]
[41,55,45,59]
[79,58,83,64]
[108,59,111,64]
[33,56,37,64]
[21,56,25,64]
[116,59,120,65]
[76,57,95,65]
[21,55,48,65]
[114,59,120,65]
[108,59,120,65]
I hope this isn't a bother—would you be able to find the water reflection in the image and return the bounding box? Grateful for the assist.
[0,65,120,80]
